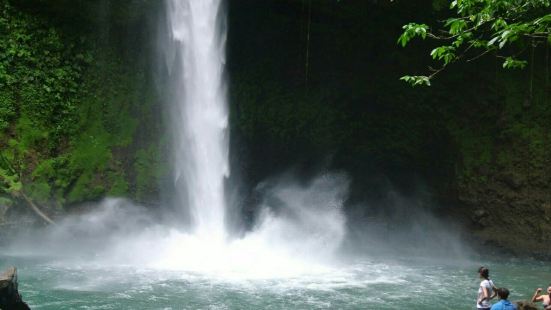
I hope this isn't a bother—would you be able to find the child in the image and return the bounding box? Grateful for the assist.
[491,287,517,310]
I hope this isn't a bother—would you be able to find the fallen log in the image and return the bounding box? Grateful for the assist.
[0,266,30,310]
[20,192,55,226]
[0,171,55,226]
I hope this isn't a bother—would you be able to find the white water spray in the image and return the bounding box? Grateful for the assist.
[6,0,351,280]
[166,0,229,239]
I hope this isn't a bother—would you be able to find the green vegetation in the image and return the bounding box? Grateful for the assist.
[0,0,163,218]
[399,0,550,86]
[397,0,550,186]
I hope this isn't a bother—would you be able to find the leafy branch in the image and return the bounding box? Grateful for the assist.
[398,0,551,86]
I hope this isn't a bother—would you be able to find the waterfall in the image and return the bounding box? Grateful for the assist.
[7,1,349,275]
[153,0,348,276]
[165,0,229,240]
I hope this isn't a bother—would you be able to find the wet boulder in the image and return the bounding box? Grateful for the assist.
[0,266,30,310]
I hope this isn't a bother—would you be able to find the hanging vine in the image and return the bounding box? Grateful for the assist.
[304,0,312,92]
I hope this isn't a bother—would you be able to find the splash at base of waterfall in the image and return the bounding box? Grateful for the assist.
[154,174,347,278]
[6,174,348,280]
[149,229,335,279]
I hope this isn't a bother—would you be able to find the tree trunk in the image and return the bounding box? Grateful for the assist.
[20,192,55,225]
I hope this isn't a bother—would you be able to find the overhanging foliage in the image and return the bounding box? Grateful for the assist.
[399,0,551,86]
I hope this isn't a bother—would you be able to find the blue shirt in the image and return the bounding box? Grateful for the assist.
[490,300,517,310]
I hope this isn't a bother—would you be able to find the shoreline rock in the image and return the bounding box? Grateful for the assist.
[0,266,30,310]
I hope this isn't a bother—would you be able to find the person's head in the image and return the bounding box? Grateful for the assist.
[478,266,489,279]
[497,287,510,300]
[547,285,551,294]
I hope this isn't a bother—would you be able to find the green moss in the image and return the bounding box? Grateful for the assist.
[69,126,112,173]
[0,0,163,210]
[26,181,51,204]
[15,116,48,151]
[107,171,129,196]
[0,92,15,131]
[31,159,55,179]
[496,149,513,168]
[0,196,12,207]
[134,144,163,201]
[232,77,343,152]
[67,172,104,203]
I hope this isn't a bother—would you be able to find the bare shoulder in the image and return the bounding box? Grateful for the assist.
[534,294,545,301]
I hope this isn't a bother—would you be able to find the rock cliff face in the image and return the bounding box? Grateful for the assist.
[458,136,551,257]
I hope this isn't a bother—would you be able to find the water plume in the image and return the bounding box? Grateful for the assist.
[345,188,471,260]
[151,174,348,278]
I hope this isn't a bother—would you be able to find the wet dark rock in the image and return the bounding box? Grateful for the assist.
[0,267,30,310]
[473,209,488,218]
[472,209,490,227]
[499,173,524,190]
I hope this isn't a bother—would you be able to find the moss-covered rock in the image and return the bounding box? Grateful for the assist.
[0,0,165,214]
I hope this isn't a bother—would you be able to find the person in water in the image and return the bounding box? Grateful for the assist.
[531,285,551,309]
[477,266,498,310]
[490,287,517,310]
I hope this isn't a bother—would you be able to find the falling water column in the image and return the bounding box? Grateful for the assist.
[166,0,229,240]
